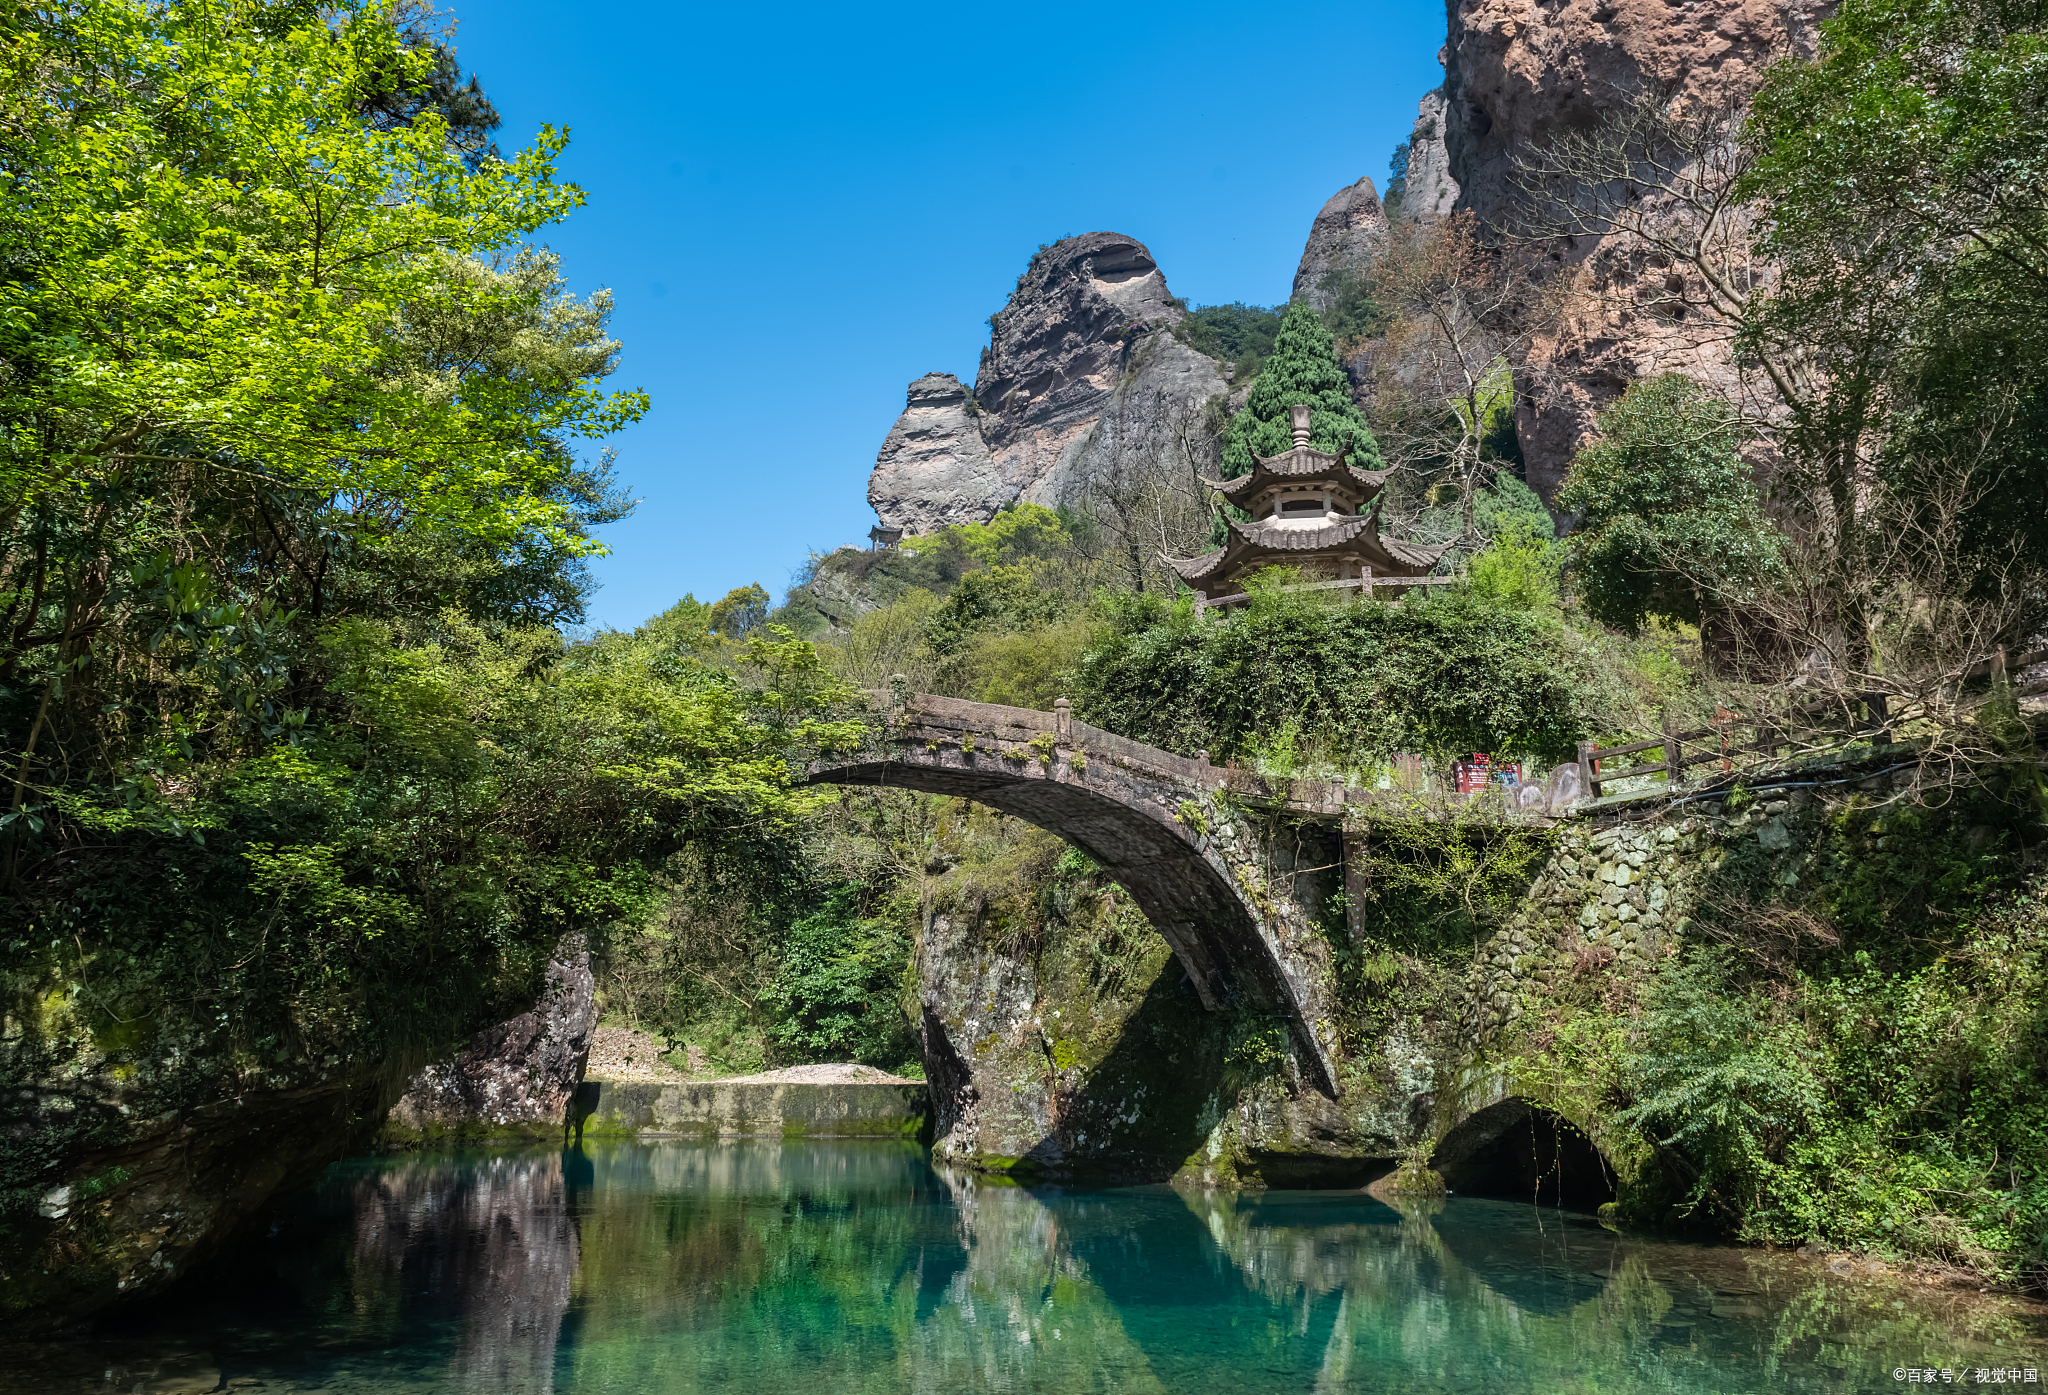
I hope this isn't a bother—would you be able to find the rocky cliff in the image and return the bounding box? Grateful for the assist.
[1395,88,1460,222]
[866,233,1227,535]
[382,934,596,1144]
[2,937,589,1328]
[1435,0,1832,497]
[1291,176,1390,310]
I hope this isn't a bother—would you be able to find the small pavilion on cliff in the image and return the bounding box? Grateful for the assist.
[1166,404,1448,611]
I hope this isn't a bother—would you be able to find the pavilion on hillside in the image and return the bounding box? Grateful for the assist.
[1166,404,1449,611]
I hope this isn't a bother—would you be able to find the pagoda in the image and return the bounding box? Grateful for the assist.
[1166,404,1448,610]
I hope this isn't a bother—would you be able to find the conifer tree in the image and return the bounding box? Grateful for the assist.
[1220,300,1383,476]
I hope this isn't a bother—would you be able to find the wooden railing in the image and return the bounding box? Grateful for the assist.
[1194,572,1455,615]
[1575,644,2048,800]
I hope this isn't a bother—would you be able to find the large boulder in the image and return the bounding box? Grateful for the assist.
[866,373,1001,536]
[1292,175,1390,310]
[384,934,596,1141]
[1437,0,1831,498]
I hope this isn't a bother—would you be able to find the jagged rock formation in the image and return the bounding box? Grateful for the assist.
[864,373,1001,536]
[385,934,595,1140]
[1395,88,1460,222]
[1437,0,1832,498]
[865,232,1227,535]
[1291,176,1389,309]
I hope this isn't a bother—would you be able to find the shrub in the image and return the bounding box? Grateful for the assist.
[1557,375,1783,632]
[1072,587,1592,769]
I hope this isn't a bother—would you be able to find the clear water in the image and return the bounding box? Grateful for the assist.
[15,1140,2047,1394]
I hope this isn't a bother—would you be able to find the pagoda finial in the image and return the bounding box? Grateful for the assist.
[1289,404,1312,449]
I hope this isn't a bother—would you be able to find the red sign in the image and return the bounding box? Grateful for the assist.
[1453,753,1523,795]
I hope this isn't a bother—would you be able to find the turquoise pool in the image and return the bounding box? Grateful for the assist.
[14,1140,2046,1393]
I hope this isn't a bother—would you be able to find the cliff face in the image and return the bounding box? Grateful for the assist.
[1396,88,1461,222]
[1291,176,1390,309]
[866,232,1226,535]
[1437,0,1833,497]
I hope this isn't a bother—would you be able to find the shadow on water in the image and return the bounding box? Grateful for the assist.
[7,1138,2045,1394]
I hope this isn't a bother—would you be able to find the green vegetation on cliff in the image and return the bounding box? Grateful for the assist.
[1221,301,1383,476]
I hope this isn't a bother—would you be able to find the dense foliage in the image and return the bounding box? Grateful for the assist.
[1556,375,1783,632]
[1071,585,1594,770]
[1172,301,1283,375]
[1524,786,2048,1287]
[0,0,858,1247]
[1219,301,1383,476]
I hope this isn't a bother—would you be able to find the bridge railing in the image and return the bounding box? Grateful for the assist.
[860,689,1557,821]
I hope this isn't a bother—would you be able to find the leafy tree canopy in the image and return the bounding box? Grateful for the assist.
[1220,301,1383,477]
[1557,375,1783,632]
[0,0,645,548]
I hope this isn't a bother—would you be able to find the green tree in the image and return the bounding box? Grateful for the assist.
[0,0,643,551]
[710,584,772,639]
[1557,375,1783,633]
[1220,301,1383,476]
[1742,0,2048,650]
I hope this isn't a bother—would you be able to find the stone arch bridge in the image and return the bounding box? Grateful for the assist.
[808,691,1563,1099]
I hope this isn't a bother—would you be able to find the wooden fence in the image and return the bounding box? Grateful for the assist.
[1574,644,2048,800]
[1193,573,1456,615]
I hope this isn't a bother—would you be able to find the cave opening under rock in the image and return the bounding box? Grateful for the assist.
[1437,1100,1616,1210]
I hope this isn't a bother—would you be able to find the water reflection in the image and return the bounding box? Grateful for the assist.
[350,1152,581,1392]
[25,1140,2042,1395]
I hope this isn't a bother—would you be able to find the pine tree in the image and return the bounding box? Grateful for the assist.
[1220,300,1382,476]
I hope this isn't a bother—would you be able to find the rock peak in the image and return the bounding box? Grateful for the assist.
[865,232,1224,537]
[1292,177,1389,310]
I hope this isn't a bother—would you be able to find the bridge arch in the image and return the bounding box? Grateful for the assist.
[807,692,1343,1096]
[1433,1084,1616,1208]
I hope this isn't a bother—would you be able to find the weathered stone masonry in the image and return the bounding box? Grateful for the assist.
[815,692,1905,1190]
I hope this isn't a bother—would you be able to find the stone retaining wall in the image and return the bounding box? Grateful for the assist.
[574,1079,929,1139]
[1463,785,1848,1036]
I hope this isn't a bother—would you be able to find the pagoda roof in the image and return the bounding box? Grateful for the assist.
[1166,513,1449,587]
[1199,444,1388,503]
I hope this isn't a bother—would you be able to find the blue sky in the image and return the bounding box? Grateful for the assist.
[450,0,1448,630]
